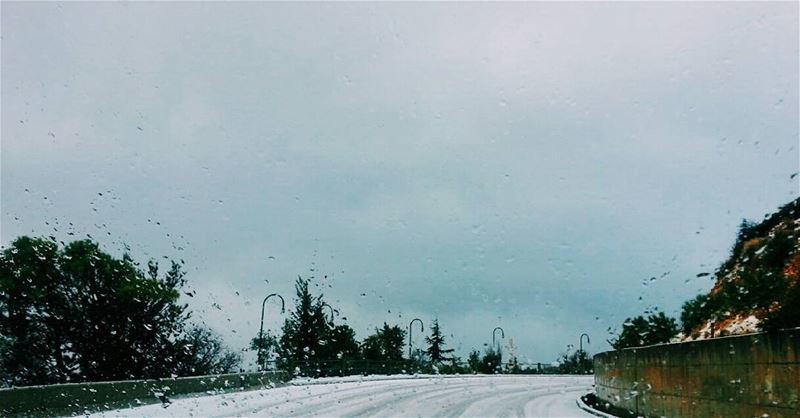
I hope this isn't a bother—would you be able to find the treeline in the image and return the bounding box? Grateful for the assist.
[251,276,531,377]
[0,237,239,387]
[611,197,800,350]
[1,236,556,388]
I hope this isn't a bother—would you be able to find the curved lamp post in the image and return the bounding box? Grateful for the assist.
[408,318,424,358]
[493,327,505,350]
[579,333,590,353]
[321,302,337,325]
[258,293,285,370]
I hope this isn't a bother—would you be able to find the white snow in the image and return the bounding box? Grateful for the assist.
[90,375,595,417]
[682,314,761,342]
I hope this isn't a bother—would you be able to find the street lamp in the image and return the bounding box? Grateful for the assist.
[493,327,505,350]
[408,318,424,358]
[579,333,590,353]
[258,293,285,370]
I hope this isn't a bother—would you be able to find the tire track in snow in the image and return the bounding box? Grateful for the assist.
[91,375,595,417]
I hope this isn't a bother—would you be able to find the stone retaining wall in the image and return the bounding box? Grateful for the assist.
[593,328,799,418]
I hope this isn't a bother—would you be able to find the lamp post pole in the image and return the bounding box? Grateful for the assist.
[579,333,590,353]
[259,293,285,370]
[493,327,505,350]
[578,333,591,374]
[408,319,424,358]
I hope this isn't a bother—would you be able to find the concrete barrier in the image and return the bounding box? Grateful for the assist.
[0,370,289,417]
[593,328,799,418]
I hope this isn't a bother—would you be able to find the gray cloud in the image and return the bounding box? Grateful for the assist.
[2,2,798,366]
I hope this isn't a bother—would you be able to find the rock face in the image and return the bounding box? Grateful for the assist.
[681,198,800,341]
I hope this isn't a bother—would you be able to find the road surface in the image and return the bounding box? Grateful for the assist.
[92,375,595,417]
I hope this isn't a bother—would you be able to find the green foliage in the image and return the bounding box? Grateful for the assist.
[611,312,678,350]
[317,324,361,376]
[680,199,799,336]
[436,356,469,374]
[406,348,430,373]
[175,326,241,376]
[505,356,522,374]
[467,350,481,373]
[325,324,360,361]
[361,323,405,361]
[476,347,502,374]
[719,268,787,313]
[249,331,278,370]
[761,281,800,331]
[424,319,454,363]
[0,236,238,386]
[759,229,796,271]
[647,312,680,343]
[275,277,330,376]
[359,323,408,374]
[611,316,648,350]
[557,350,592,374]
[680,294,717,335]
[0,237,63,386]
[735,219,759,247]
[268,276,417,377]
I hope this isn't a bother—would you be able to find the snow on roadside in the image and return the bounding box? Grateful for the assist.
[89,375,595,417]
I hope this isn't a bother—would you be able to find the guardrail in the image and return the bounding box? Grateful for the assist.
[593,328,799,418]
[0,370,288,417]
[265,359,564,376]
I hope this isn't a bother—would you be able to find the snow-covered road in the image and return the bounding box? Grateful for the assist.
[92,375,595,417]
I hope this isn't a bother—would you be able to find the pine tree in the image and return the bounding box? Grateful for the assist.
[249,331,278,370]
[424,319,454,363]
[480,347,502,374]
[361,323,405,361]
[324,324,359,361]
[467,350,481,373]
[276,276,329,376]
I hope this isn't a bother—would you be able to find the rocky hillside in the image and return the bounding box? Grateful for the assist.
[680,198,800,340]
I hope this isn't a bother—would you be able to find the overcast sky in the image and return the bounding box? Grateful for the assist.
[2,2,798,366]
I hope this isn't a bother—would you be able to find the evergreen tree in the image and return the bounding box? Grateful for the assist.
[680,294,716,335]
[611,316,650,349]
[479,347,502,374]
[379,323,406,361]
[249,331,278,370]
[645,312,680,344]
[467,350,481,374]
[424,319,454,363]
[360,323,407,374]
[361,323,406,361]
[408,348,429,373]
[324,324,360,361]
[276,276,329,376]
[506,356,521,374]
[557,349,592,374]
[611,312,679,350]
[438,356,467,374]
[361,333,384,361]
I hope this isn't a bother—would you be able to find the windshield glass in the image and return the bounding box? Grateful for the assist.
[1,2,797,418]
